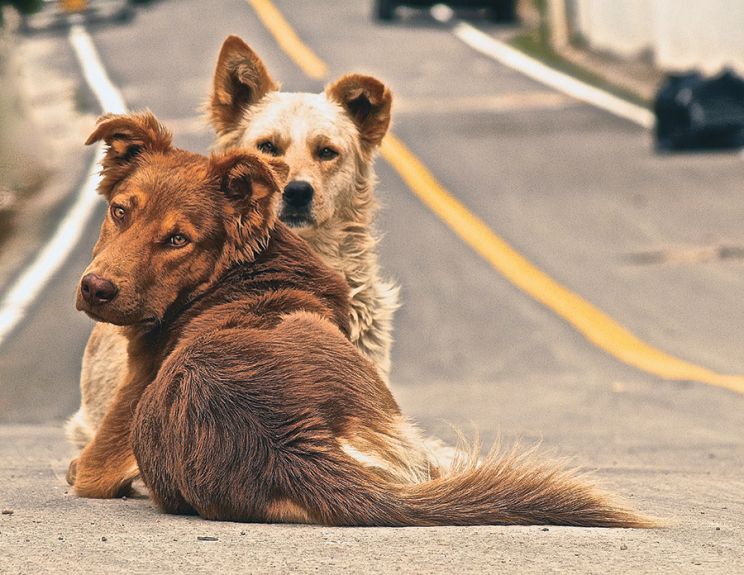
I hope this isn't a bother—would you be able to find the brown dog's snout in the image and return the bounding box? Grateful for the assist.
[80,273,118,306]
[283,180,314,208]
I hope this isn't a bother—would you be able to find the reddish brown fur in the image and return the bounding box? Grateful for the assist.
[74,112,654,528]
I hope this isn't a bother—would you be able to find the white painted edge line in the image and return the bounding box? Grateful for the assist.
[0,24,127,348]
[451,21,655,130]
[69,23,127,115]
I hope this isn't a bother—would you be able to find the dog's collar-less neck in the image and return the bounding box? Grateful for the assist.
[152,230,286,333]
[148,229,279,337]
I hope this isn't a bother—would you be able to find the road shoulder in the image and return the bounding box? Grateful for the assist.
[0,19,97,294]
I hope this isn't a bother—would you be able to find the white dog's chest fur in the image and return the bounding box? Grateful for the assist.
[301,221,399,384]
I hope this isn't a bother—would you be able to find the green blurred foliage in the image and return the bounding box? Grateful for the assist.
[0,0,43,25]
[5,0,43,15]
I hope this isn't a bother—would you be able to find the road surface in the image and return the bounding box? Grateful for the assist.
[1,1,742,573]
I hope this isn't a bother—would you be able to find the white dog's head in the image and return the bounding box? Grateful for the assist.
[207,36,392,230]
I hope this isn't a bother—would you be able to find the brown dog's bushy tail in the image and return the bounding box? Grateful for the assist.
[291,442,655,528]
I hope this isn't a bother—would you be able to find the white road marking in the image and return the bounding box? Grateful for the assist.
[68,23,127,115]
[436,14,654,129]
[0,24,127,348]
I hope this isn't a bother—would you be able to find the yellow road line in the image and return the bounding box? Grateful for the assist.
[248,0,744,395]
[380,134,744,394]
[246,0,328,80]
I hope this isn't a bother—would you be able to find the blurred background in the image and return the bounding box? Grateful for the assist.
[0,1,743,568]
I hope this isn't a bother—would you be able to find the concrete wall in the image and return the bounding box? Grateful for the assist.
[572,0,653,59]
[652,0,744,74]
[567,0,744,74]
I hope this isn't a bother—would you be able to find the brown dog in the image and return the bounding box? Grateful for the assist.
[69,111,433,497]
[72,111,652,528]
[66,36,403,452]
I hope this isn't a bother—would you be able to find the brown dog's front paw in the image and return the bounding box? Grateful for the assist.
[72,457,139,499]
[66,458,79,486]
[74,474,122,499]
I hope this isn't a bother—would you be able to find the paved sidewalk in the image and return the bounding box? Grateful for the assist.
[2,424,742,574]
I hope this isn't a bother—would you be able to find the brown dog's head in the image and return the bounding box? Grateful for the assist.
[77,111,286,328]
[208,35,392,230]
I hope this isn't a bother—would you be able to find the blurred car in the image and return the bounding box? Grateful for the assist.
[20,0,138,31]
[654,69,744,151]
[374,0,516,22]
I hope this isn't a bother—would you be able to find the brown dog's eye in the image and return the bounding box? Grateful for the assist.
[318,147,339,160]
[167,234,189,248]
[111,205,126,221]
[257,141,281,156]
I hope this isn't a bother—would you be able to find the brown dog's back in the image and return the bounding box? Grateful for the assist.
[132,225,410,522]
[132,230,652,528]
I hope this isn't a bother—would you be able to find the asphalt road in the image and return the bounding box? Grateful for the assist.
[1,1,743,573]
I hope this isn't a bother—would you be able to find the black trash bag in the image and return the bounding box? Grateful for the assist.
[654,69,744,151]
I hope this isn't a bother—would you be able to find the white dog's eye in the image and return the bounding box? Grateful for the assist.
[318,147,339,160]
[257,141,281,156]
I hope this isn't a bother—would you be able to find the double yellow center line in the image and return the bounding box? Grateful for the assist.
[247,0,744,395]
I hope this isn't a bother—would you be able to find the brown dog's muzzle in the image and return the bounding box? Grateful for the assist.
[79,273,119,308]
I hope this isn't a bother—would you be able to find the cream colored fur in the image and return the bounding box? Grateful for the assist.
[66,322,127,448]
[340,418,444,484]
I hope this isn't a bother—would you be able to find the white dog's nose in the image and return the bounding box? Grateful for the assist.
[283,180,314,207]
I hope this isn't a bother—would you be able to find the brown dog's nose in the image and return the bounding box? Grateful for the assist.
[80,274,118,305]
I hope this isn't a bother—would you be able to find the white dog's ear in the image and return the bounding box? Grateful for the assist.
[208,35,279,136]
[325,74,392,152]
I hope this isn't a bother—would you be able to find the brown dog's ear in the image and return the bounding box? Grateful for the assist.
[209,152,282,261]
[85,111,172,197]
[208,35,279,136]
[325,74,392,151]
